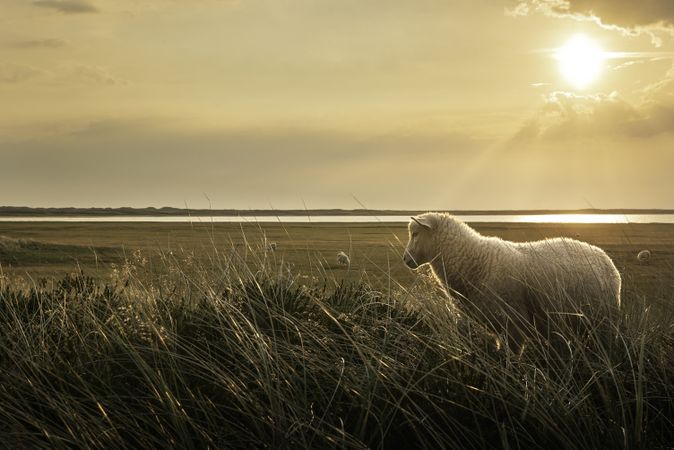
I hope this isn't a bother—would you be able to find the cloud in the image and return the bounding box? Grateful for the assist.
[14,38,68,49]
[60,63,128,86]
[514,91,674,140]
[3,117,673,210]
[561,0,674,28]
[0,63,43,83]
[0,62,126,87]
[507,1,674,141]
[32,0,98,14]
[640,63,674,101]
[517,57,674,141]
[0,118,491,209]
[507,0,674,45]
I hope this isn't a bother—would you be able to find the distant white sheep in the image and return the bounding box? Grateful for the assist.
[337,251,351,267]
[637,249,651,264]
[403,213,622,349]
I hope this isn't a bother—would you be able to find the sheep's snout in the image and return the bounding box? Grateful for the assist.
[403,250,419,269]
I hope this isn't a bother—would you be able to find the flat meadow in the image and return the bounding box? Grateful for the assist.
[0,221,673,448]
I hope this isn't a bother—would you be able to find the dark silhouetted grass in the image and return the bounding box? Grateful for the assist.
[0,239,673,449]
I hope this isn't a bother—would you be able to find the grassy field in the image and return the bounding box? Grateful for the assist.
[2,221,674,301]
[0,221,673,448]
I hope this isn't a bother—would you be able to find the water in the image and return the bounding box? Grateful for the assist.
[1,214,674,223]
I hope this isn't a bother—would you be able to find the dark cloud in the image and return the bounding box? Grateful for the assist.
[32,0,98,14]
[3,118,672,209]
[0,119,488,209]
[514,91,674,141]
[508,0,674,42]
[0,62,125,86]
[561,0,674,28]
[14,38,68,49]
[0,63,42,83]
[62,63,127,86]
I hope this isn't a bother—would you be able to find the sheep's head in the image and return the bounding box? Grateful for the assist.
[403,215,435,269]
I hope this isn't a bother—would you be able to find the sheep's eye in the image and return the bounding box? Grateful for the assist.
[412,231,419,238]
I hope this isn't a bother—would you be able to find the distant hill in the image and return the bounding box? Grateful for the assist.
[1,206,674,217]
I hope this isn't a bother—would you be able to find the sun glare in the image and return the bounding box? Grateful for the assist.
[555,34,605,89]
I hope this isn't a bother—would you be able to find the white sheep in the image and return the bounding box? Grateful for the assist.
[337,251,351,267]
[403,213,622,350]
[637,249,651,264]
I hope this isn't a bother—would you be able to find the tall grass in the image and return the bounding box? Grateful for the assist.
[0,239,672,449]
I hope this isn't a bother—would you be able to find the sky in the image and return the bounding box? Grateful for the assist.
[1,0,674,210]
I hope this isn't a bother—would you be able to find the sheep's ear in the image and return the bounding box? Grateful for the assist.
[411,216,432,230]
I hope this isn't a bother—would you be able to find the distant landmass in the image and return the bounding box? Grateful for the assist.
[1,206,674,217]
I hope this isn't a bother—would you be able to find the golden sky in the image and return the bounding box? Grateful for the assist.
[2,0,674,209]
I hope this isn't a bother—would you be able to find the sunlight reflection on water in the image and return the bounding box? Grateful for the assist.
[513,214,629,224]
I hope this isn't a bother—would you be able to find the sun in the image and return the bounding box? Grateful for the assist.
[555,34,606,89]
